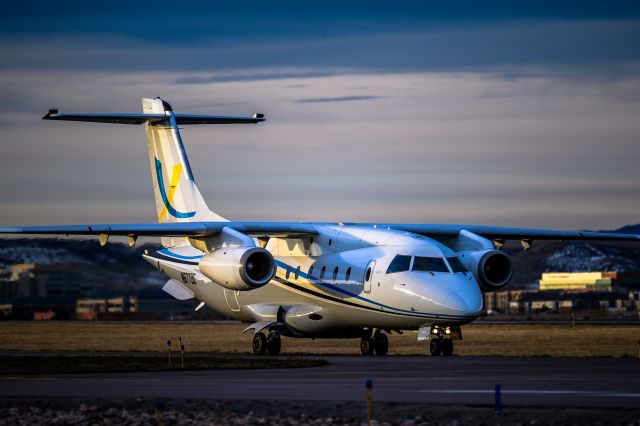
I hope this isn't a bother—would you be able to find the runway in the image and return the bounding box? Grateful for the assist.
[1,356,639,408]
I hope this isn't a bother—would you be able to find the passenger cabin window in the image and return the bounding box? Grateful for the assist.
[309,266,314,279]
[412,257,450,273]
[447,257,468,273]
[333,266,339,280]
[285,266,291,279]
[295,266,301,279]
[345,267,352,281]
[386,255,412,274]
[320,266,326,280]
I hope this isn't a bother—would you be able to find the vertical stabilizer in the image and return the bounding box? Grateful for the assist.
[142,98,226,246]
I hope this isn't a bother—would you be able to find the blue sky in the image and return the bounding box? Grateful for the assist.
[1,1,639,229]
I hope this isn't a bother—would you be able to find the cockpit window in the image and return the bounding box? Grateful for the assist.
[386,255,412,274]
[412,256,450,273]
[447,256,468,273]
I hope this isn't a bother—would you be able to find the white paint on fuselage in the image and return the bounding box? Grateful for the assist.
[144,225,483,335]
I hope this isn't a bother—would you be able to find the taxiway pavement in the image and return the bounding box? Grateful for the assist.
[1,356,639,407]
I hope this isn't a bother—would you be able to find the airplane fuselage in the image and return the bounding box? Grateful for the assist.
[144,224,483,337]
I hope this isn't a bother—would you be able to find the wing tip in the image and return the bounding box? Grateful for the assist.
[42,109,59,120]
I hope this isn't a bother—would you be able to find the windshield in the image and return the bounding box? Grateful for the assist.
[447,256,468,273]
[412,256,450,273]
[386,255,412,274]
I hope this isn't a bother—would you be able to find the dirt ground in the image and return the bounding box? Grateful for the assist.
[1,322,639,357]
[0,398,638,426]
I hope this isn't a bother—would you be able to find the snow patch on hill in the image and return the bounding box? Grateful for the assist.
[543,243,640,272]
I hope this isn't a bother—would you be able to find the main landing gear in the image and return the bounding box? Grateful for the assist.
[252,331,281,356]
[360,331,389,356]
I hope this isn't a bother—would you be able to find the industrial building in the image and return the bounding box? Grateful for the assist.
[539,272,640,292]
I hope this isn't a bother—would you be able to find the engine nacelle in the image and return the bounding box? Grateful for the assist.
[199,247,275,291]
[465,250,513,292]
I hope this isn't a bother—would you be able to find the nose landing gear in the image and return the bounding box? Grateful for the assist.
[429,337,454,356]
[426,325,461,356]
[429,337,442,356]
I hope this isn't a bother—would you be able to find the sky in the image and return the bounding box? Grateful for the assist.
[1,1,640,230]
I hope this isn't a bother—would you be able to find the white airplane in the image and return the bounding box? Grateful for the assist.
[1,98,638,356]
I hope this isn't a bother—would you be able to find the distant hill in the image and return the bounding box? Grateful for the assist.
[612,224,640,234]
[0,238,165,296]
[505,239,640,288]
[1,224,639,294]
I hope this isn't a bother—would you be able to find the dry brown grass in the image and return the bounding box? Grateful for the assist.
[0,322,638,357]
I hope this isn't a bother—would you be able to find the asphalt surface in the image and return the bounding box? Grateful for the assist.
[1,356,639,408]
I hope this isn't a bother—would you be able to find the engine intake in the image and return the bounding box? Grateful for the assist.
[199,247,275,291]
[468,250,513,292]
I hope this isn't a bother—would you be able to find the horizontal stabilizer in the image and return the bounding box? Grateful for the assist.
[42,110,265,125]
[173,113,265,125]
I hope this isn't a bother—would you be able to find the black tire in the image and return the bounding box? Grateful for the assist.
[374,333,389,356]
[267,334,281,356]
[252,332,267,355]
[429,338,443,356]
[442,339,454,356]
[360,337,375,356]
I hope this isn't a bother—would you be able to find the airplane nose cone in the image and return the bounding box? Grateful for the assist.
[444,291,469,312]
[445,289,483,314]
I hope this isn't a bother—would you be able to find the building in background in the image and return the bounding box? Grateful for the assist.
[539,272,640,292]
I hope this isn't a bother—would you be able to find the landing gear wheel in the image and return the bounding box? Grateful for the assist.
[360,337,375,356]
[252,332,267,355]
[429,338,443,356]
[266,333,281,356]
[374,333,389,356]
[442,339,454,356]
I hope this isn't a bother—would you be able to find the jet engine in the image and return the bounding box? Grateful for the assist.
[464,250,512,292]
[199,247,275,291]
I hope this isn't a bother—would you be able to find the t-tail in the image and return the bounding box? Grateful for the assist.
[42,97,265,246]
[142,98,222,225]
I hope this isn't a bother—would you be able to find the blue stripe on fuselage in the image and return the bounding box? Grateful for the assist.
[148,249,472,320]
[273,259,472,319]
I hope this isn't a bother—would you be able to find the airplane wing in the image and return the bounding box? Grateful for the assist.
[0,222,318,238]
[0,222,637,242]
[384,224,640,242]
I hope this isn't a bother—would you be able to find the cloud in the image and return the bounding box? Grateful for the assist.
[174,70,336,85]
[0,70,639,230]
[1,6,639,230]
[296,96,384,103]
[1,20,639,75]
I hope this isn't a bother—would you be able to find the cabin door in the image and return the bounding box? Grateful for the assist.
[364,260,376,293]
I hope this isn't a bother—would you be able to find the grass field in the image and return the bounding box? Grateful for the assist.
[0,322,639,357]
[0,355,326,374]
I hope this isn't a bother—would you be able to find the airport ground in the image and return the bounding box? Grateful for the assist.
[0,321,638,357]
[1,322,639,425]
[1,398,639,426]
[1,356,640,424]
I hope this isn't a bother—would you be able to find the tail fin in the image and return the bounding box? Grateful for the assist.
[142,98,224,225]
[42,97,265,248]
